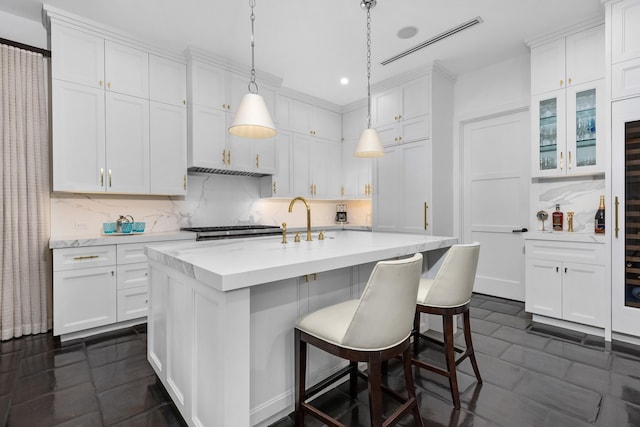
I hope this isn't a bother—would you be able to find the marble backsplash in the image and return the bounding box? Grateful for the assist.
[50,173,372,238]
[529,175,605,233]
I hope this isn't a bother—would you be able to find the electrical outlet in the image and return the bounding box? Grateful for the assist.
[74,223,88,230]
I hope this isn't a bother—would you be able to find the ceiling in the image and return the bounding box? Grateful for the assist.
[1,0,604,106]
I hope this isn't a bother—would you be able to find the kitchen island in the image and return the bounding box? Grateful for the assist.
[145,230,457,426]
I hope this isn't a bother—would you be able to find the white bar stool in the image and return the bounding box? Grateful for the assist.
[412,242,482,409]
[294,253,425,427]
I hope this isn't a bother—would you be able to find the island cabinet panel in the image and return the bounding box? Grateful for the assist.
[145,232,457,426]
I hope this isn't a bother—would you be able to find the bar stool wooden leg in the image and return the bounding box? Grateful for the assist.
[463,310,482,383]
[442,314,460,409]
[349,361,358,398]
[294,329,307,426]
[413,311,420,355]
[368,352,383,427]
[402,347,425,427]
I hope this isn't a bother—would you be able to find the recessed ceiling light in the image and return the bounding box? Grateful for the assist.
[397,26,418,39]
[340,77,349,85]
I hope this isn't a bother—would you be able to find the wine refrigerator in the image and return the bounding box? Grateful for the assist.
[613,96,640,337]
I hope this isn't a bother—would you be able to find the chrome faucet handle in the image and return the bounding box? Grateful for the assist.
[281,222,287,244]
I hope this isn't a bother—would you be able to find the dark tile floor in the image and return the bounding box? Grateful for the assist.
[1,294,640,426]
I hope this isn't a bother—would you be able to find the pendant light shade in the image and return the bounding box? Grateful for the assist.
[229,0,276,139]
[354,0,384,157]
[229,93,276,138]
[354,128,385,157]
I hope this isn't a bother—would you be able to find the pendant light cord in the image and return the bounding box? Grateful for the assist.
[365,3,372,129]
[249,0,259,94]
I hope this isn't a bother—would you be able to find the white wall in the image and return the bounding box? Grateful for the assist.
[454,54,531,121]
[0,10,47,48]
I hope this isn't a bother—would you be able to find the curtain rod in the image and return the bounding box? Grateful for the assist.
[0,37,51,58]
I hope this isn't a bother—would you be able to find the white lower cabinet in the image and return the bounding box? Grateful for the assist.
[525,239,605,328]
[53,246,117,336]
[53,240,182,338]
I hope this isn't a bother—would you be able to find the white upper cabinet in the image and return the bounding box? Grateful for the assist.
[372,75,430,146]
[341,105,372,199]
[104,41,149,98]
[372,76,429,128]
[105,92,150,193]
[48,14,187,195]
[530,24,605,177]
[149,55,187,106]
[150,102,187,195]
[52,80,106,192]
[51,23,104,88]
[531,24,605,95]
[611,0,640,99]
[611,0,640,64]
[292,100,341,141]
[187,55,277,175]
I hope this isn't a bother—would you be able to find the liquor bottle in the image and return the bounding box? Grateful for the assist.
[595,195,605,234]
[552,204,563,231]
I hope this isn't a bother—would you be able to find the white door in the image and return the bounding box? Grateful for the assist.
[462,110,530,301]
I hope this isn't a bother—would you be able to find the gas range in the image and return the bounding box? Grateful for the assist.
[181,225,282,241]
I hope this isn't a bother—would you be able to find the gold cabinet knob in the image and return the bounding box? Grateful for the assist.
[273,181,277,194]
[107,82,111,89]
[560,79,564,87]
[99,80,103,87]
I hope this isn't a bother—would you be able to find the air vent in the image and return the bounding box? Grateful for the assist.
[381,16,483,66]
[188,167,269,178]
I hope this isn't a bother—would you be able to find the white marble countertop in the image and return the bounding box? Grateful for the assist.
[49,231,196,249]
[145,230,457,292]
[523,231,606,244]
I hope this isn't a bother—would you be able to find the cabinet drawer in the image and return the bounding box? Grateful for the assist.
[53,245,116,271]
[117,263,149,290]
[117,243,149,264]
[525,240,604,264]
[117,286,148,321]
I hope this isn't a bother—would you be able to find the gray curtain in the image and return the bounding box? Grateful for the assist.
[0,43,52,340]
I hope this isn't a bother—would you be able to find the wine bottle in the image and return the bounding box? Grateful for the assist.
[552,204,563,231]
[595,195,605,234]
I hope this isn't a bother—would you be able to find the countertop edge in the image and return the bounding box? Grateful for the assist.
[49,231,196,249]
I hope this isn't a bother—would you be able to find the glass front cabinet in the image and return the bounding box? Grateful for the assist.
[532,80,605,177]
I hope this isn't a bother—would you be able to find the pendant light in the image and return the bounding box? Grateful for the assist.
[354,0,385,158]
[229,0,277,139]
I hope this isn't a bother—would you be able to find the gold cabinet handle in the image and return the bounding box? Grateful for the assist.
[310,184,314,195]
[615,196,620,238]
[183,175,187,190]
[313,184,317,195]
[108,169,112,187]
[424,202,429,231]
[273,181,277,194]
[227,150,231,165]
[222,149,226,164]
[568,77,572,85]
[100,168,104,187]
[256,154,259,169]
[73,255,99,261]
[340,186,344,197]
[559,152,564,170]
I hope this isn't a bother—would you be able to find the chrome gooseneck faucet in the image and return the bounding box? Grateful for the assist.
[288,196,312,241]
